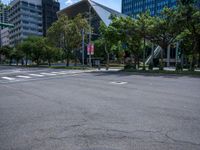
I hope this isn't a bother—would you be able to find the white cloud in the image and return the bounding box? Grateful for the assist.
[65,0,80,6]
[65,0,73,5]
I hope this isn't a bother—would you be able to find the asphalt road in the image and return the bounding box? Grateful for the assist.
[0,67,200,150]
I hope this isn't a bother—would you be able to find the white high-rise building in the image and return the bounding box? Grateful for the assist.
[9,0,43,46]
[0,28,10,46]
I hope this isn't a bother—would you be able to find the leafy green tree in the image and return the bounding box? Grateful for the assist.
[30,37,45,66]
[99,21,120,70]
[43,38,61,66]
[109,16,143,69]
[177,4,200,70]
[47,14,90,66]
[99,23,110,70]
[0,46,13,65]
[135,11,153,70]
[148,7,182,70]
[18,40,32,66]
[12,47,24,66]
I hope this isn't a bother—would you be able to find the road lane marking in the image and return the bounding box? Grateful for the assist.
[17,75,32,79]
[2,77,16,81]
[29,74,44,77]
[51,72,67,75]
[40,73,57,76]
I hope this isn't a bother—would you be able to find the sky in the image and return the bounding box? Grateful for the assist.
[1,0,122,12]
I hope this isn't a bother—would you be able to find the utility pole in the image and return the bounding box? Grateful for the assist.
[82,29,85,66]
[88,6,92,67]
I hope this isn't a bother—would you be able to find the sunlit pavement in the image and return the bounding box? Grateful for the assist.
[0,66,200,150]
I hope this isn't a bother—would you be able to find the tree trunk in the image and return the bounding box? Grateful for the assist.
[149,44,154,70]
[190,55,195,71]
[25,55,28,67]
[105,44,109,70]
[74,57,77,66]
[130,52,136,69]
[106,52,109,70]
[36,59,40,66]
[48,60,51,67]
[137,55,140,70]
[9,58,12,66]
[67,59,69,67]
[74,50,77,66]
[66,53,70,67]
[198,51,200,68]
[160,47,164,71]
[16,59,19,66]
[21,59,24,66]
[143,38,146,70]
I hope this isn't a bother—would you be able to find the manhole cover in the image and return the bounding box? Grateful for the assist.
[110,81,127,85]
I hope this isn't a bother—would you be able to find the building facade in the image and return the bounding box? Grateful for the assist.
[122,0,177,17]
[9,0,43,46]
[122,0,200,17]
[0,2,9,27]
[0,2,10,47]
[0,28,10,46]
[42,0,60,36]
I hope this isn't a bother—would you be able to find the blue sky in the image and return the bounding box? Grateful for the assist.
[2,0,122,12]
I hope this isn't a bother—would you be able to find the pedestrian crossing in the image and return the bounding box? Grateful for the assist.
[0,70,91,83]
[2,77,16,81]
[40,73,57,76]
[17,75,32,79]
[29,74,44,77]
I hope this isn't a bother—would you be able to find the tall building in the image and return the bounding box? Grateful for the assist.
[0,3,9,25]
[0,2,10,47]
[122,0,177,17]
[0,2,9,26]
[122,0,200,17]
[9,0,43,46]
[42,0,60,36]
[1,28,10,46]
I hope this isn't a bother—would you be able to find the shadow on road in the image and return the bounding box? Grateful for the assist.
[90,71,199,79]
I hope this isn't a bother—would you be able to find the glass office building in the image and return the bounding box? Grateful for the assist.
[122,0,177,17]
[42,0,60,36]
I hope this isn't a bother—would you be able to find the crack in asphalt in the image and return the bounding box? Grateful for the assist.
[41,126,200,147]
[164,129,200,146]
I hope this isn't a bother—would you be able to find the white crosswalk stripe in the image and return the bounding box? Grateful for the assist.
[40,73,57,76]
[51,72,67,75]
[17,75,32,79]
[29,74,44,77]
[0,70,89,83]
[2,77,16,81]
